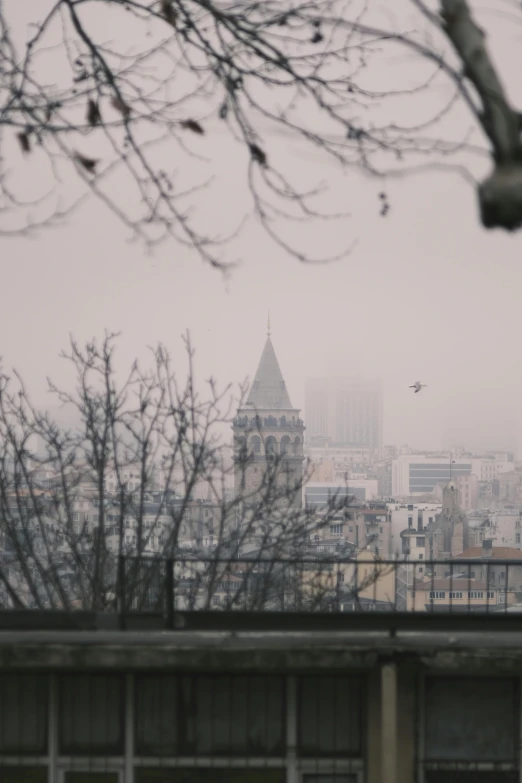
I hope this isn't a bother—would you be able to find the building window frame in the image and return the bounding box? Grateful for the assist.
[0,673,366,783]
[58,770,123,782]
[417,674,521,783]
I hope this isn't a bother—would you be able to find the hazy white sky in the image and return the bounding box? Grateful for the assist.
[4,167,521,454]
[2,1,521,455]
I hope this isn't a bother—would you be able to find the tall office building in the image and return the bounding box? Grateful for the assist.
[305,378,383,450]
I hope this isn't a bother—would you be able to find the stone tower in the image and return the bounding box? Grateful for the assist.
[233,324,305,509]
[426,480,470,559]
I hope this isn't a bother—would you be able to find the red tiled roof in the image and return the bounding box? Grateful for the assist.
[455,547,522,560]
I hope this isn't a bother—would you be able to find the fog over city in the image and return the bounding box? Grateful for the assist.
[2,162,520,455]
[2,1,520,456]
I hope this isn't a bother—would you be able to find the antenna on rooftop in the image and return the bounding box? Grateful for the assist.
[267,311,271,338]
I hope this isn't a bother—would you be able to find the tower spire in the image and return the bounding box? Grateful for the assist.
[246,333,293,409]
[267,311,271,338]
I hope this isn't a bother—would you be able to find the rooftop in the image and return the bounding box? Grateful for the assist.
[456,546,522,560]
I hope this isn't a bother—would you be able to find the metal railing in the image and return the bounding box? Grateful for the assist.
[116,556,522,624]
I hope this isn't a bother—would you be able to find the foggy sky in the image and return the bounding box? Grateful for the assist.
[2,1,521,456]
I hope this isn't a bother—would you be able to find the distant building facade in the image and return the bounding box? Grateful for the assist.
[433,473,479,511]
[305,377,383,450]
[388,502,441,556]
[392,455,474,497]
[392,452,515,498]
[347,503,392,555]
[468,508,522,550]
[494,471,522,503]
[305,480,378,507]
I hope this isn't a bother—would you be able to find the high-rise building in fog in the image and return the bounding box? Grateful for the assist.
[305,378,383,450]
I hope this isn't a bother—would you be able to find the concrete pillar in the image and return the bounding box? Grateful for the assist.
[381,662,398,783]
[366,669,382,783]
[397,665,416,783]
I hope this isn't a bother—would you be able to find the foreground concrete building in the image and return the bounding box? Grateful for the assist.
[0,607,520,783]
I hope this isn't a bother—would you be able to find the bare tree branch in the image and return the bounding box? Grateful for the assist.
[0,333,373,611]
[1,0,521,263]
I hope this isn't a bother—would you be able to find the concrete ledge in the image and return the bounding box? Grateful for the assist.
[2,609,522,633]
[0,629,522,671]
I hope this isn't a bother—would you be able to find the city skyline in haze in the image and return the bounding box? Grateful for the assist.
[2,2,521,458]
[35,303,519,459]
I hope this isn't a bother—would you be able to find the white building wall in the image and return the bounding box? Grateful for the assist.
[470,458,514,482]
[305,479,379,504]
[306,444,374,464]
[488,511,522,549]
[387,502,441,556]
[390,454,515,498]
[391,455,475,497]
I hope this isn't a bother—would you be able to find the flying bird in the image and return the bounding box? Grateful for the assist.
[409,381,427,394]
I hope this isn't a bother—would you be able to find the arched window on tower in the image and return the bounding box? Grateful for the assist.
[293,436,301,456]
[281,435,291,456]
[265,436,277,457]
[250,435,261,454]
[235,436,247,462]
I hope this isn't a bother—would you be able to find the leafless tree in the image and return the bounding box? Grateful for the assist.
[0,332,372,613]
[1,1,520,267]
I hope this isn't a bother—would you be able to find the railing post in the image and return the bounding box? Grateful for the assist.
[166,558,174,630]
[118,554,126,631]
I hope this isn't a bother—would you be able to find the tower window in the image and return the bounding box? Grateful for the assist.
[281,436,291,455]
[265,436,277,455]
[236,436,247,458]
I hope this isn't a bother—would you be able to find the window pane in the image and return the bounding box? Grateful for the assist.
[135,675,285,757]
[0,768,48,783]
[135,771,285,783]
[298,677,363,757]
[182,676,285,756]
[424,678,518,762]
[60,674,124,755]
[0,674,48,754]
[135,675,177,755]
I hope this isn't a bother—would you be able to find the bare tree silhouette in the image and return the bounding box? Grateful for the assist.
[0,333,373,613]
[1,1,520,266]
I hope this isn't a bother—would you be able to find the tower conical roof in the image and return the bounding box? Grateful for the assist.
[246,337,294,410]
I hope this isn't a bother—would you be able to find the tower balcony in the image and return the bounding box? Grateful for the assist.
[233,414,305,431]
